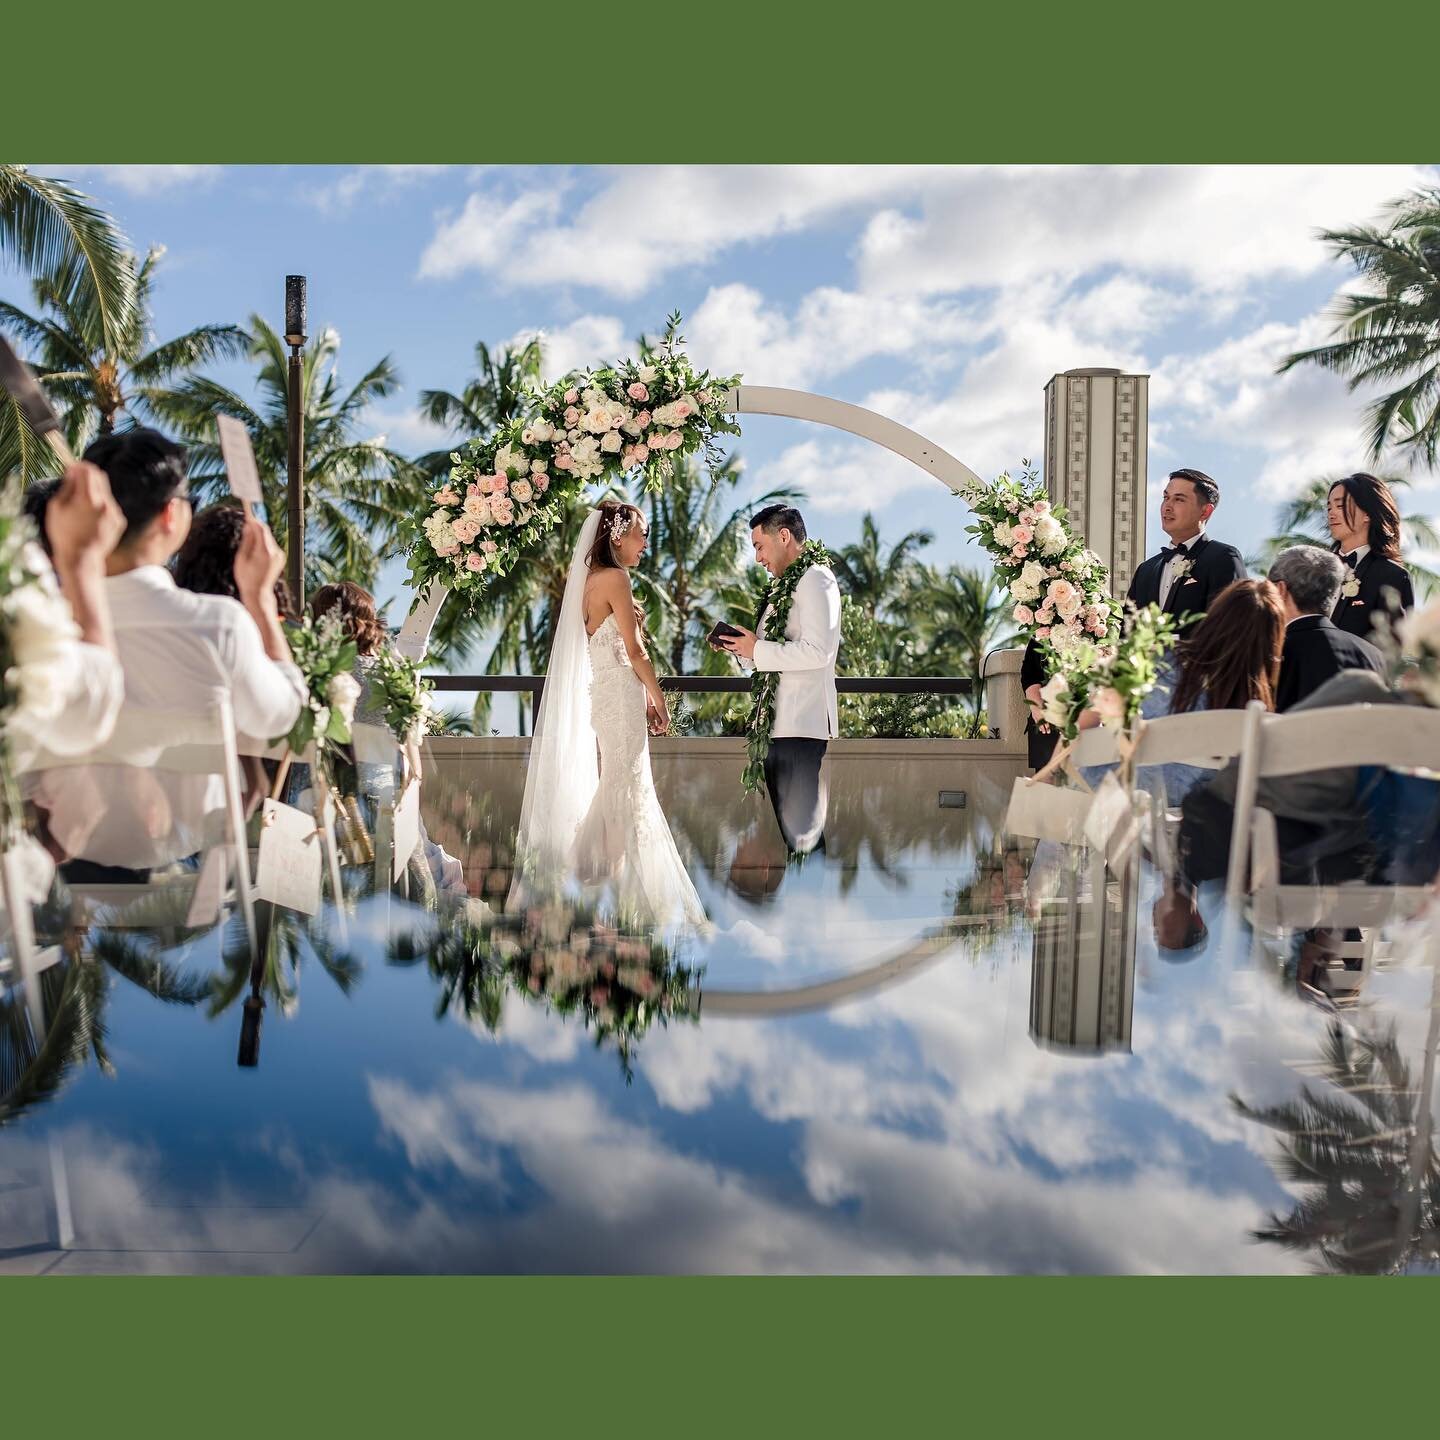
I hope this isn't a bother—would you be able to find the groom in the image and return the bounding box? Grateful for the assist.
[718,504,841,856]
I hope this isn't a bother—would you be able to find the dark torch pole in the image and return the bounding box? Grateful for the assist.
[284,275,307,610]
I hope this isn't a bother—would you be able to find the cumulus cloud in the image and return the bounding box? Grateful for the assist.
[46,164,223,196]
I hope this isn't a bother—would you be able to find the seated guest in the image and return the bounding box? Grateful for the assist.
[1270,545,1384,712]
[1157,667,1431,952]
[173,501,296,618]
[12,463,127,765]
[1326,472,1414,642]
[309,581,466,899]
[1080,578,1284,805]
[25,430,303,879]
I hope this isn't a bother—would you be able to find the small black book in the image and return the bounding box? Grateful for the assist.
[706,620,743,647]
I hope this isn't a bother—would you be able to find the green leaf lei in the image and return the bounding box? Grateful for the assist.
[742,539,831,793]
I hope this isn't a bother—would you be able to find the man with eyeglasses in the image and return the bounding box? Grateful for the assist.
[25,428,304,879]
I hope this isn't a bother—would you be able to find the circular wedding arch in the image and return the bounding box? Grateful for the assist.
[396,386,984,655]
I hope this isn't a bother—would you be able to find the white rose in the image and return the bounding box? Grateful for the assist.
[511,478,533,502]
[1091,685,1126,727]
[600,430,622,454]
[326,672,362,726]
[1035,514,1066,555]
[637,365,658,383]
[1039,674,1071,729]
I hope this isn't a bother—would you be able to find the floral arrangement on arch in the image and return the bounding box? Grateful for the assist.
[401,313,741,600]
[958,460,1117,654]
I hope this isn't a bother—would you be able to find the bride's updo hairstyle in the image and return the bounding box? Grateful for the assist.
[586,501,645,572]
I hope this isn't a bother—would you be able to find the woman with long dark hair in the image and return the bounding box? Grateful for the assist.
[1326,472,1414,641]
[1081,579,1284,803]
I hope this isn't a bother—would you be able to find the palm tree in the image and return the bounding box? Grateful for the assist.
[0,245,249,481]
[902,564,1017,716]
[636,451,795,673]
[0,166,136,358]
[1279,187,1440,467]
[1251,473,1440,595]
[413,337,542,479]
[1233,1009,1440,1275]
[148,317,425,592]
[831,512,934,620]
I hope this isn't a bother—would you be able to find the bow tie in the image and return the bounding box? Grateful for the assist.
[1341,551,1359,569]
[1160,545,1188,562]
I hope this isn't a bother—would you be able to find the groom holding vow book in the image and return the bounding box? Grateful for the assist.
[716,504,841,857]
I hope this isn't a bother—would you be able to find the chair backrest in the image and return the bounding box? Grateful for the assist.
[1254,703,1440,778]
[1132,708,1254,769]
[1070,707,1255,772]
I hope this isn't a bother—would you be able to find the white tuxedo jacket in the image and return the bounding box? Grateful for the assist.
[751,563,841,739]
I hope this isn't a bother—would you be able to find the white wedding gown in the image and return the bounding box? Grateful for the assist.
[511,509,707,934]
[571,613,708,930]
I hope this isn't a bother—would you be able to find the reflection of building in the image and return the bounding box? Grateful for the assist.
[1029,850,1137,1055]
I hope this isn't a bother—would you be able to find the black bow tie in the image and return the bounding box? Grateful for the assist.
[1160,544,1188,561]
[1341,551,1359,569]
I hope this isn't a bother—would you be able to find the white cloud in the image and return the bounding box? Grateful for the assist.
[47,164,222,196]
[417,165,950,296]
[753,437,934,515]
[303,164,453,214]
[508,314,629,381]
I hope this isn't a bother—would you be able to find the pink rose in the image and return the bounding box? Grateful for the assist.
[511,478,533,502]
[435,487,459,506]
[636,410,651,428]
[564,388,579,404]
[1013,604,1034,625]
[627,382,649,402]
[1036,626,1051,639]
[1033,500,1051,514]
[481,540,498,556]
[554,454,574,471]
[467,482,482,498]
[435,543,458,557]
[534,474,550,492]
[673,399,694,419]
[493,475,508,495]
[465,552,486,572]
[633,443,649,464]
[666,431,684,450]
[1012,525,1033,545]
[698,389,712,405]
[1011,544,1027,559]
[477,475,495,495]
[564,406,580,426]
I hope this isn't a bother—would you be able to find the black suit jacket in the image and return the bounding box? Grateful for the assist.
[1127,533,1247,631]
[1020,638,1058,771]
[1276,614,1385,713]
[1331,550,1414,641]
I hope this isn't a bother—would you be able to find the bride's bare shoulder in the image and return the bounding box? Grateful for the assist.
[587,567,632,603]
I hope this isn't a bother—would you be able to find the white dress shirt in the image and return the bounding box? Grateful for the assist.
[25,566,305,868]
[751,564,842,739]
[1159,534,1203,609]
[1341,543,1370,566]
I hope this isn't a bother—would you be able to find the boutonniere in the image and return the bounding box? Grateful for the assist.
[1171,557,1193,580]
[1341,576,1361,599]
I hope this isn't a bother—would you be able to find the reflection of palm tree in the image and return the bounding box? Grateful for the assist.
[1251,474,1440,593]
[0,245,247,479]
[206,903,361,1019]
[1233,1015,1440,1273]
[1277,187,1440,468]
[1,957,108,1126]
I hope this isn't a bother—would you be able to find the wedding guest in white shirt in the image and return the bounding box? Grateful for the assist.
[25,429,304,879]
[14,462,127,764]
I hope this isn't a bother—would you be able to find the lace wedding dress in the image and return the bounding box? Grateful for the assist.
[512,510,708,932]
[572,613,708,929]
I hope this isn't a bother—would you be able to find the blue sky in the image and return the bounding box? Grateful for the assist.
[7,163,1439,623]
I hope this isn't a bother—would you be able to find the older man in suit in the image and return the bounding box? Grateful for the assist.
[1270,545,1384,712]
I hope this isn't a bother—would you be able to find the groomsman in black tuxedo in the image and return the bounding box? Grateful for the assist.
[1269,545,1384,712]
[1325,472,1415,642]
[1127,468,1246,631]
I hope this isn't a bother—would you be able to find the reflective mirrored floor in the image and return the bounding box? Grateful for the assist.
[3,749,1438,1274]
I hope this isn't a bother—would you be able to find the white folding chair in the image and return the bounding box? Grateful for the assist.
[1227,701,1440,961]
[21,694,259,962]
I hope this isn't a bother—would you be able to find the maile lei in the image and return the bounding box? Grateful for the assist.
[742,539,831,794]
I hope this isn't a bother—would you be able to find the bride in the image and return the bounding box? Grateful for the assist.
[512,502,707,930]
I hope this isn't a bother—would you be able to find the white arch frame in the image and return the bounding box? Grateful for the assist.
[397,385,981,655]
